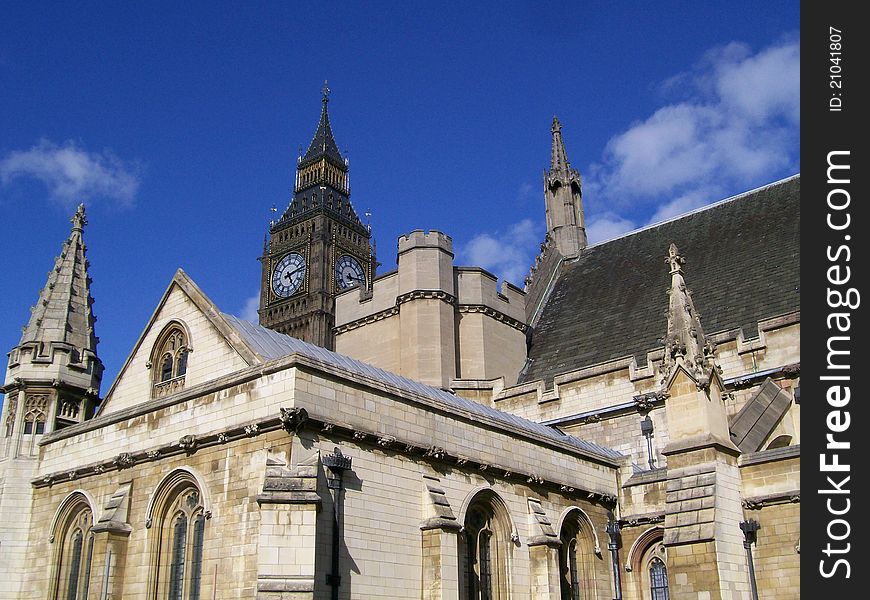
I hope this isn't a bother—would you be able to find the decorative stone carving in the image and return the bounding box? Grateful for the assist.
[178,435,198,454]
[244,423,260,437]
[352,431,366,441]
[146,450,160,459]
[217,432,229,443]
[424,445,445,460]
[377,435,396,448]
[279,407,308,434]
[321,422,335,432]
[527,474,544,485]
[113,452,135,469]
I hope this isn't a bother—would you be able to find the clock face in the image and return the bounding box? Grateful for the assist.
[335,255,365,290]
[272,252,306,298]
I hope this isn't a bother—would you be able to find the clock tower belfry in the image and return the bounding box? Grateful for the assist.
[259,84,374,349]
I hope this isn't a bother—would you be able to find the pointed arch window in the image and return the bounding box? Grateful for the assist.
[3,396,15,439]
[559,510,598,600]
[459,491,511,600]
[147,470,210,600]
[150,323,190,398]
[649,557,669,600]
[22,393,48,455]
[52,503,94,600]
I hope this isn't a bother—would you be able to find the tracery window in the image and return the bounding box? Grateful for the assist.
[162,489,206,600]
[147,471,209,600]
[53,502,94,600]
[151,323,190,398]
[23,393,48,455]
[459,491,511,600]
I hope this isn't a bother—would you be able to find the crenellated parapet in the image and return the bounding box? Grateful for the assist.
[335,230,529,388]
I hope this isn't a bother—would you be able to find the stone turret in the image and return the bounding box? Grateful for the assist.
[0,204,103,598]
[543,116,586,258]
[3,204,103,441]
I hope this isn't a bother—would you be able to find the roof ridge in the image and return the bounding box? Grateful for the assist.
[588,174,800,248]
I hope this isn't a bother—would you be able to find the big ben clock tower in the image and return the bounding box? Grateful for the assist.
[259,84,374,349]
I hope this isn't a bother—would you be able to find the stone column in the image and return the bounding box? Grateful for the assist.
[527,498,562,599]
[255,453,321,600]
[421,525,461,600]
[421,474,461,600]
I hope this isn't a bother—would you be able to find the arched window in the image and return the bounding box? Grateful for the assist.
[147,470,210,600]
[625,526,669,600]
[151,323,190,398]
[648,557,669,600]
[22,393,48,455]
[559,509,598,600]
[459,490,512,600]
[51,496,95,600]
[162,489,206,600]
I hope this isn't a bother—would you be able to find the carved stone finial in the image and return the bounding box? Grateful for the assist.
[660,243,718,387]
[71,204,87,231]
[665,242,684,274]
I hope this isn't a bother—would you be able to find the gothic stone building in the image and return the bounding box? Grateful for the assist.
[0,95,800,600]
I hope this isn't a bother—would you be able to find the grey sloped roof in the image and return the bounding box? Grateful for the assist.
[522,176,800,385]
[222,313,623,461]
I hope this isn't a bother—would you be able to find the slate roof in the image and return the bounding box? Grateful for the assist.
[221,313,623,462]
[522,175,800,385]
[300,96,345,168]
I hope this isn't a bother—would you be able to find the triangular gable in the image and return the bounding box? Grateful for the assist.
[729,378,793,453]
[97,269,263,417]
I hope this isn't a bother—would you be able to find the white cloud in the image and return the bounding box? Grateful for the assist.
[461,218,542,286]
[239,294,260,323]
[646,187,723,224]
[586,213,637,245]
[588,39,799,216]
[0,139,142,206]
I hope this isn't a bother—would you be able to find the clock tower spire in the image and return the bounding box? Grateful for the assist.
[258,84,374,349]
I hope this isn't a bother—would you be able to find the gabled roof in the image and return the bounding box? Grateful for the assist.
[96,269,261,416]
[522,175,800,385]
[221,313,623,462]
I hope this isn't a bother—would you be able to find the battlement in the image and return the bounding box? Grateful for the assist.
[335,229,529,387]
[454,267,525,323]
[397,229,453,255]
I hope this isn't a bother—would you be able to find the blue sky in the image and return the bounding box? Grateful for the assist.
[0,2,799,391]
